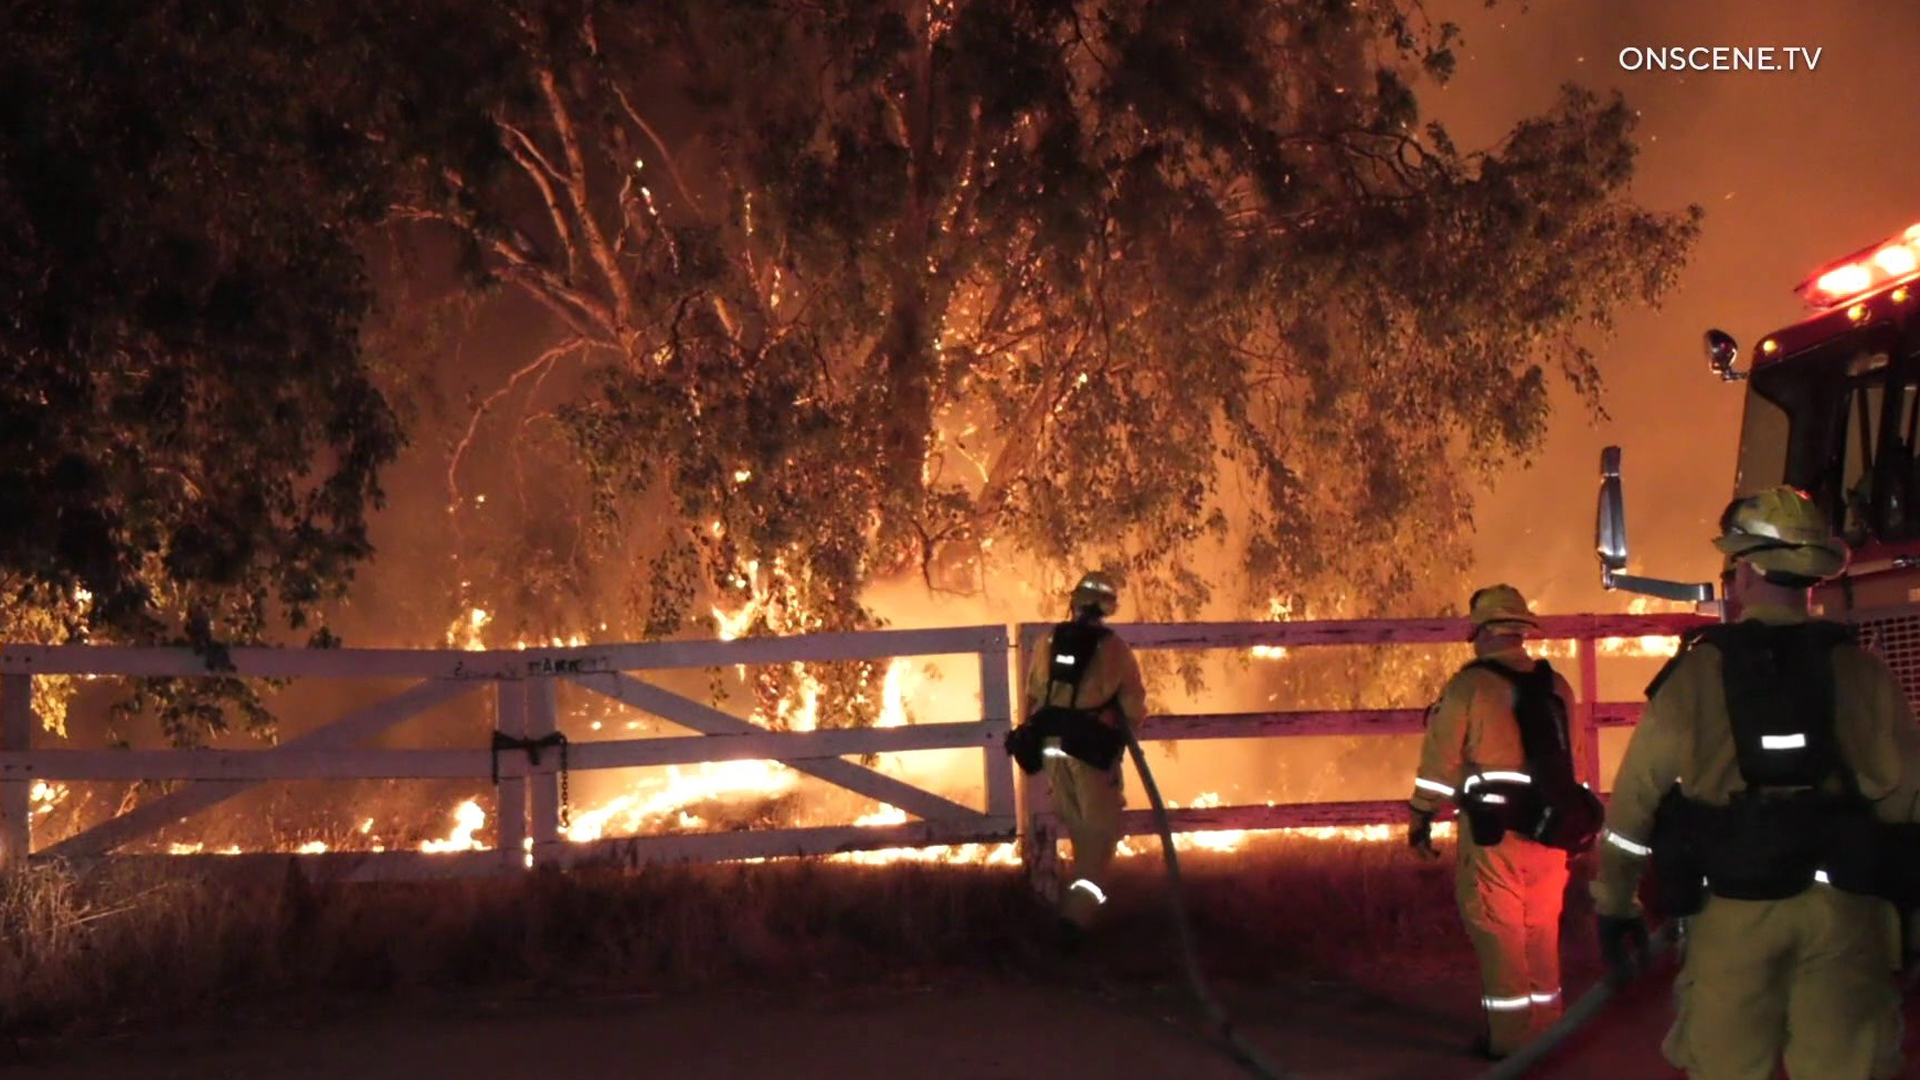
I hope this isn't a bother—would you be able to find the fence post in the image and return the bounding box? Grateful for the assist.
[1011,624,1060,899]
[526,677,561,867]
[978,632,1015,821]
[1,675,32,866]
[494,679,529,872]
[1577,635,1601,788]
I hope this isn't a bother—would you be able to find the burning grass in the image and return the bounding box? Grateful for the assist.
[0,834,1504,1040]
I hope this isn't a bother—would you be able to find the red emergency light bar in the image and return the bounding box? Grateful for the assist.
[1796,221,1920,308]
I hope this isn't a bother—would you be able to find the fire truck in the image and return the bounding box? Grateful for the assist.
[1599,216,1920,704]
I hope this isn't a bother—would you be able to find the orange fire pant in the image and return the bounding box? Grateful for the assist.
[1044,750,1124,928]
[1455,829,1570,1056]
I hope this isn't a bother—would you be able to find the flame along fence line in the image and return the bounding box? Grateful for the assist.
[0,613,1710,882]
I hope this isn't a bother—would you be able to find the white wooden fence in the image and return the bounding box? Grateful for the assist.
[0,613,1707,881]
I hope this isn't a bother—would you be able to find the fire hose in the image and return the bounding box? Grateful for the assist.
[1119,724,1302,1080]
[1121,719,1684,1080]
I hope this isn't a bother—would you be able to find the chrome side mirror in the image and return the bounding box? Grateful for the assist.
[1705,329,1747,382]
[1597,447,1628,573]
[1595,446,1717,605]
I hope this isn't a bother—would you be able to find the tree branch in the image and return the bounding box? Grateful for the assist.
[498,119,583,282]
[538,67,638,332]
[447,336,589,537]
[609,82,706,220]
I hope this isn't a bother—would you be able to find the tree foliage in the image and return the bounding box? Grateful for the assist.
[0,0,1701,739]
[372,0,1697,719]
[0,1,405,739]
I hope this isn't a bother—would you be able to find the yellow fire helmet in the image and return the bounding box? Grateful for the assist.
[1713,485,1850,582]
[1468,583,1539,638]
[1070,570,1120,617]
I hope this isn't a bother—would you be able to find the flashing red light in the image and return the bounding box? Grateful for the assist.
[1798,219,1920,308]
[1876,245,1919,277]
[1818,264,1873,297]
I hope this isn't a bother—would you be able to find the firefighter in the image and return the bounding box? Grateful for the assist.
[1022,570,1147,946]
[1407,584,1591,1060]
[1593,485,1920,1080]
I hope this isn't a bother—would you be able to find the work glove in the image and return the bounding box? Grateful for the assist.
[1597,913,1652,978]
[1407,805,1439,860]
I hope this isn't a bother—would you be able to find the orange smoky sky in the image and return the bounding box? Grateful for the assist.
[1434,0,1920,614]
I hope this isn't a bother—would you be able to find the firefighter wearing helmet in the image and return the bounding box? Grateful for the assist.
[1407,584,1598,1060]
[1010,570,1147,949]
[1593,486,1920,1079]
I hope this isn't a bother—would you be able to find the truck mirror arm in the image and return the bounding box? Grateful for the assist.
[1600,569,1717,605]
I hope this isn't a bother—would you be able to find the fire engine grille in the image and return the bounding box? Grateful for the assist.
[1855,613,1920,708]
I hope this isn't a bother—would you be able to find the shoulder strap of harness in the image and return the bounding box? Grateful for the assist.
[1466,658,1576,787]
[1043,620,1111,706]
[1644,624,1717,701]
[1695,620,1859,795]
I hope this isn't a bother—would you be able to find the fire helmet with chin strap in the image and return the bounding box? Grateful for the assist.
[1713,486,1850,585]
[1070,570,1119,618]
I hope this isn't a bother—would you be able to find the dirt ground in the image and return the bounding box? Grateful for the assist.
[18,962,1908,1080]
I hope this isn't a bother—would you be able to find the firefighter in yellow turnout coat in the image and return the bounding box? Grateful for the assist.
[1594,486,1920,1080]
[1408,584,1591,1060]
[1023,571,1147,939]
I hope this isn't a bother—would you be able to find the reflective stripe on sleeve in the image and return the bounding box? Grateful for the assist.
[1604,829,1653,857]
[1043,747,1069,759]
[1530,990,1561,1005]
[1414,777,1456,798]
[1463,770,1533,792]
[1479,793,1509,805]
[1761,733,1808,750]
[1482,995,1532,1013]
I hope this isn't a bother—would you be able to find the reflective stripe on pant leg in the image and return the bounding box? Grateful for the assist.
[1060,758,1123,928]
[1456,834,1535,1055]
[1519,839,1570,1034]
[1045,752,1088,916]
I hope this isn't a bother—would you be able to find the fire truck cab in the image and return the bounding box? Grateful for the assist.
[1602,217,1920,702]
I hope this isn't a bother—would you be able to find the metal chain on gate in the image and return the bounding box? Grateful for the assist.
[556,735,570,831]
[490,731,572,831]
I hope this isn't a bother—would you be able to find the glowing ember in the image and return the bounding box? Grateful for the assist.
[296,840,329,854]
[420,799,487,852]
[29,780,67,817]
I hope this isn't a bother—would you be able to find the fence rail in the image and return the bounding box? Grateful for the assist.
[0,613,1708,880]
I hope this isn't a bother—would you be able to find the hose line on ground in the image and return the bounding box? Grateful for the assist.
[1124,717,1687,1080]
[1120,725,1302,1080]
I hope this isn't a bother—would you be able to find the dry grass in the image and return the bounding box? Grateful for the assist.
[0,836,1559,1039]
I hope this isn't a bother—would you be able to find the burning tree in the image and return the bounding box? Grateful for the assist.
[1,0,1700,741]
[372,0,1697,715]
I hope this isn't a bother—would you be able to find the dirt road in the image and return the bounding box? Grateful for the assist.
[3,971,1730,1080]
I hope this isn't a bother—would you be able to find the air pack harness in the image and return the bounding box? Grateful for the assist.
[1006,619,1127,773]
